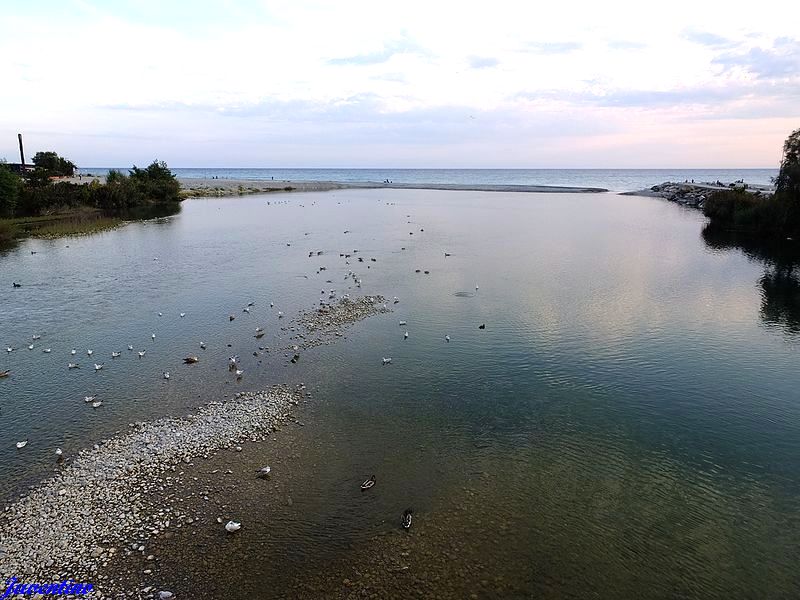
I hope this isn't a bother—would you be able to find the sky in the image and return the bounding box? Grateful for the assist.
[1,0,799,168]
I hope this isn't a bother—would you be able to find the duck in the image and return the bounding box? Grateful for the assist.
[224,520,241,533]
[361,475,376,490]
[111,351,121,358]
[445,335,450,342]
[255,466,271,479]
[0,370,10,378]
[16,440,28,449]
[200,342,207,349]
[270,302,274,308]
[398,321,407,326]
[479,324,486,329]
[94,363,104,371]
[229,315,235,321]
[229,356,238,369]
[12,282,21,288]
[42,348,51,353]
[382,357,392,365]
[138,350,146,358]
[68,363,79,369]
[183,356,199,364]
[242,307,250,313]
[401,509,413,530]
[475,285,479,291]
[393,297,399,304]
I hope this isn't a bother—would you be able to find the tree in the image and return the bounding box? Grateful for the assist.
[0,162,21,217]
[32,151,77,177]
[775,128,800,203]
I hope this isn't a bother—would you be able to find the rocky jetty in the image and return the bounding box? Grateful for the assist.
[624,180,774,210]
[286,295,391,351]
[0,386,304,598]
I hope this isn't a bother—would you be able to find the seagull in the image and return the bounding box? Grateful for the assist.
[235,369,244,378]
[92,400,102,408]
[200,342,207,349]
[247,301,255,307]
[225,520,241,533]
[6,347,14,353]
[158,312,163,317]
[151,333,156,340]
[128,345,133,351]
[444,252,451,257]
[399,321,407,326]
[138,351,146,358]
[180,312,186,318]
[16,440,28,449]
[361,475,376,490]
[242,307,250,313]
[87,349,93,356]
[445,335,451,342]
[163,371,170,380]
[278,311,283,318]
[55,448,63,459]
[475,285,479,291]
[382,357,392,365]
[401,509,413,530]
[32,334,41,340]
[229,356,238,368]
[393,297,399,304]
[71,349,77,355]
[255,466,271,478]
[68,363,80,369]
[270,302,274,308]
[404,331,409,339]
[28,344,34,350]
[42,348,51,353]
[84,396,95,403]
[111,351,121,358]
[94,363,104,371]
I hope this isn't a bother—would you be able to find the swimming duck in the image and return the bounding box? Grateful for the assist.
[399,321,407,326]
[183,356,199,364]
[200,342,207,349]
[361,475,376,490]
[0,370,10,378]
[151,333,156,340]
[479,324,486,329]
[401,509,413,529]
[229,315,235,321]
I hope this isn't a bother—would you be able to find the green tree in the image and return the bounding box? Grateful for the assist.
[32,151,77,177]
[775,128,800,203]
[0,162,21,217]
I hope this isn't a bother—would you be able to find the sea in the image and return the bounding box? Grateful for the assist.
[1,181,798,598]
[76,168,778,192]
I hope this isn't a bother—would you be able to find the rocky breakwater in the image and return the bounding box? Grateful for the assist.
[0,386,304,598]
[624,181,775,210]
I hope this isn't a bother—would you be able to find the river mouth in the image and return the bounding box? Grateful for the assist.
[1,188,799,598]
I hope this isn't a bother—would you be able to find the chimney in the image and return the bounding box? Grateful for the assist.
[18,133,25,167]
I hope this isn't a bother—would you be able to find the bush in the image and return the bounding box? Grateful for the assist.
[32,151,76,177]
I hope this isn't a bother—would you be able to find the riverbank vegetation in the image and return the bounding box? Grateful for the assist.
[703,129,800,237]
[0,156,182,247]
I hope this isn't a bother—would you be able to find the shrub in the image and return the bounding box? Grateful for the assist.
[31,151,77,177]
[0,164,21,217]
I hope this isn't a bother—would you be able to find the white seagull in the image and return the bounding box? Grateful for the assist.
[94,363,104,371]
[87,349,93,356]
[399,321,407,326]
[92,400,102,408]
[84,396,95,403]
[111,351,121,358]
[225,520,241,533]
[71,349,77,355]
[32,334,41,340]
[16,440,28,449]
[180,312,186,318]
[163,371,170,380]
[68,363,80,369]
[28,344,34,350]
[445,335,451,342]
[151,333,156,340]
[200,342,207,349]
[382,357,392,365]
[128,345,134,351]
[43,348,51,353]
[404,331,409,339]
[6,347,13,353]
[138,350,146,358]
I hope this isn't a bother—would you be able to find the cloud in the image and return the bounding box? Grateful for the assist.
[468,56,499,69]
[327,37,427,65]
[523,41,581,54]
[607,40,647,50]
[712,37,800,79]
[683,30,736,48]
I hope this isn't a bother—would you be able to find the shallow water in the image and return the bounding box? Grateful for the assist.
[1,189,799,597]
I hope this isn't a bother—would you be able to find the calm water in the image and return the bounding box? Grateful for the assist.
[77,167,779,193]
[1,189,799,597]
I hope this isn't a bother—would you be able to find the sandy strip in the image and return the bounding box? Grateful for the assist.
[61,176,607,197]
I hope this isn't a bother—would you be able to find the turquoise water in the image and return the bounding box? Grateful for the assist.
[1,189,799,597]
[77,167,779,193]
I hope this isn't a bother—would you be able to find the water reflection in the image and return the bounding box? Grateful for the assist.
[702,225,800,334]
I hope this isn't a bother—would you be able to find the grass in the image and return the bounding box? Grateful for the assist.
[0,207,124,244]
